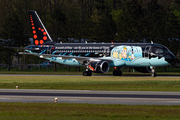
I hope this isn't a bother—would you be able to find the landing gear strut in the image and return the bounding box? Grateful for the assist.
[113,67,122,76]
[151,66,157,77]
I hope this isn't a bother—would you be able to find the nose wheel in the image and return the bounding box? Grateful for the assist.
[151,66,157,77]
[151,72,157,77]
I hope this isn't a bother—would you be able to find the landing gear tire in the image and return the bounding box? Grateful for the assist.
[151,72,157,77]
[83,71,92,76]
[83,71,88,76]
[88,71,92,76]
[113,70,122,76]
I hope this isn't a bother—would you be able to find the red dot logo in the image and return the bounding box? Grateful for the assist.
[34,40,39,45]
[33,30,36,34]
[43,36,47,40]
[43,32,47,35]
[40,40,44,44]
[33,35,37,39]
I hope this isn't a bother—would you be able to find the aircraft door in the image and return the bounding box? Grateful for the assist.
[144,46,151,58]
[104,49,110,56]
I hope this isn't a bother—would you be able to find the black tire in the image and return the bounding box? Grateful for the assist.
[113,70,122,76]
[83,71,92,76]
[118,70,122,76]
[88,71,92,76]
[113,70,117,76]
[83,71,88,76]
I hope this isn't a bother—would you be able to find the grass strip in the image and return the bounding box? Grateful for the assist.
[0,76,180,91]
[0,103,180,120]
[1,71,180,76]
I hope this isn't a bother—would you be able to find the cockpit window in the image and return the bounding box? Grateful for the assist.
[155,49,163,53]
[152,47,169,54]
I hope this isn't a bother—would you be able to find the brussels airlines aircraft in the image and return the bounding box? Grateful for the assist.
[23,10,176,77]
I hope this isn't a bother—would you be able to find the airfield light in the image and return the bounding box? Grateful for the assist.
[38,28,41,30]
[41,29,44,32]
[32,27,35,30]
[54,98,58,102]
[16,86,18,89]
[114,67,117,69]
[32,23,34,26]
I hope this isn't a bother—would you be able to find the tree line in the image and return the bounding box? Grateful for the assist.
[0,0,180,67]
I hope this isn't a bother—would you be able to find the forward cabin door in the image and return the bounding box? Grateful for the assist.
[144,46,151,58]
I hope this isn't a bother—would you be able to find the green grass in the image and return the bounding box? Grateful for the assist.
[0,66,83,72]
[1,65,180,77]
[1,66,180,74]
[0,103,180,120]
[0,76,180,91]
[1,75,180,119]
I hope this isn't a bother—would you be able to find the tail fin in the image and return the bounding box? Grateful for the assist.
[29,10,53,45]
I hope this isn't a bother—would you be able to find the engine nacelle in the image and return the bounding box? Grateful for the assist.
[89,61,109,73]
[133,67,152,73]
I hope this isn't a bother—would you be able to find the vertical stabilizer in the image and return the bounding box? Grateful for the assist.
[29,10,53,45]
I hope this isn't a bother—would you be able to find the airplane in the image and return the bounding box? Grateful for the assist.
[17,10,176,77]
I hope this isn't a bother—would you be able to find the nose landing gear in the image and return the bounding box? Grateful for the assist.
[150,66,157,77]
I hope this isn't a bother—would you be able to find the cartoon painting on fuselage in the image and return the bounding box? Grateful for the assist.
[18,10,176,77]
[111,46,142,61]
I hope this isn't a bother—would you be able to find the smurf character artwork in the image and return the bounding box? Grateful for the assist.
[111,46,143,62]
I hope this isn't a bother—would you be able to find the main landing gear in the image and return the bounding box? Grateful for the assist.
[83,70,92,76]
[151,66,157,77]
[113,67,122,76]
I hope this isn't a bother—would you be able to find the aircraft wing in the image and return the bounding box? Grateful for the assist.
[19,52,113,64]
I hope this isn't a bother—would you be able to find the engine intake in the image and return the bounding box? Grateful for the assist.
[89,61,109,73]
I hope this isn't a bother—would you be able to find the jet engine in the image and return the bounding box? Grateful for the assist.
[133,67,152,73]
[89,61,109,73]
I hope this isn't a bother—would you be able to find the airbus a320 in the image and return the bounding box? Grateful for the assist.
[19,10,176,77]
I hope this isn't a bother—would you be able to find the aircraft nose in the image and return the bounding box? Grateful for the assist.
[165,54,176,64]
